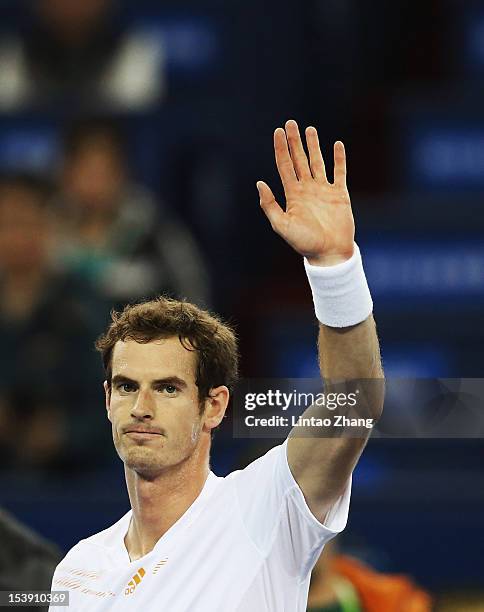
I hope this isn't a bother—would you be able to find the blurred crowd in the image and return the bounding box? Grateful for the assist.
[0,0,164,111]
[0,0,213,476]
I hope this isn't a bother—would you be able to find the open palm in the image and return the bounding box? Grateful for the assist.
[257,120,355,266]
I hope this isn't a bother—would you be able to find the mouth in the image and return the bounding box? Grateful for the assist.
[124,431,163,440]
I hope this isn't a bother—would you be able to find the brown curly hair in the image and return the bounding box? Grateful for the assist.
[95,297,239,408]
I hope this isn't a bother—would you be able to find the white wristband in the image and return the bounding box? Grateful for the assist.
[304,243,373,328]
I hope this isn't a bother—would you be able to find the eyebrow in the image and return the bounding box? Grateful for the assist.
[111,374,188,390]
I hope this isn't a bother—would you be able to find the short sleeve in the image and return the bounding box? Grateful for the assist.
[228,439,352,580]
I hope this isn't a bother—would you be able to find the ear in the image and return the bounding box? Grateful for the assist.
[104,380,112,422]
[202,386,230,433]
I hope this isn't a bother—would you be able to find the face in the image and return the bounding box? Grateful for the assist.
[63,141,124,213]
[38,0,111,35]
[0,187,50,272]
[105,338,226,478]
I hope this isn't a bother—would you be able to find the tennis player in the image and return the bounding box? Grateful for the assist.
[49,120,383,611]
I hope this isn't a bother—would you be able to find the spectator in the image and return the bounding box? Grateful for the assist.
[0,507,62,612]
[0,173,109,473]
[0,0,164,111]
[307,541,432,612]
[53,118,211,308]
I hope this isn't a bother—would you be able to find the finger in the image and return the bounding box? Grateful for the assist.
[285,119,312,180]
[274,128,298,191]
[305,126,327,182]
[257,181,286,235]
[333,141,347,188]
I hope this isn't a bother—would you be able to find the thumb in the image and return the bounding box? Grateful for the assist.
[257,181,285,235]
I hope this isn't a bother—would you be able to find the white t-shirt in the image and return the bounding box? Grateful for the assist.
[49,440,351,611]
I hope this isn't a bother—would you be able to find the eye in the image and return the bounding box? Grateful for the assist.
[161,384,178,395]
[117,382,136,393]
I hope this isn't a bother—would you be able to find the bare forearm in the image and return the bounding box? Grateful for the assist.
[318,315,383,382]
[318,315,384,437]
[287,316,384,521]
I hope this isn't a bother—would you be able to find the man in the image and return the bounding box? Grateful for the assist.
[0,0,164,111]
[0,173,108,472]
[49,120,383,610]
[0,507,62,612]
[53,117,211,308]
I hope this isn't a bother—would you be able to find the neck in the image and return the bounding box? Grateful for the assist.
[75,205,120,248]
[124,438,210,561]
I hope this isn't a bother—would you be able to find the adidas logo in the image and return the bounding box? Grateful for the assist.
[124,567,146,595]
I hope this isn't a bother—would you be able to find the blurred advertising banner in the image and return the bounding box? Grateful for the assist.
[364,241,484,299]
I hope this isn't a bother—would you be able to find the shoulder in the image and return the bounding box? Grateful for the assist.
[225,441,291,487]
[0,509,61,590]
[222,441,299,524]
[103,28,165,109]
[56,511,131,567]
[0,508,61,563]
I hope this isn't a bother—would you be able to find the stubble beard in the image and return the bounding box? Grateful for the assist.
[119,435,198,479]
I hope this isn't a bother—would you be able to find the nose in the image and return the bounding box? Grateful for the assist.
[130,389,155,420]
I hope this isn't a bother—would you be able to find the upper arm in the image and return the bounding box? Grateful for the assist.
[290,316,383,521]
[286,435,366,523]
[230,441,351,579]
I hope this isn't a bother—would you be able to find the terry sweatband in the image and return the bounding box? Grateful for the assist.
[304,243,373,327]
